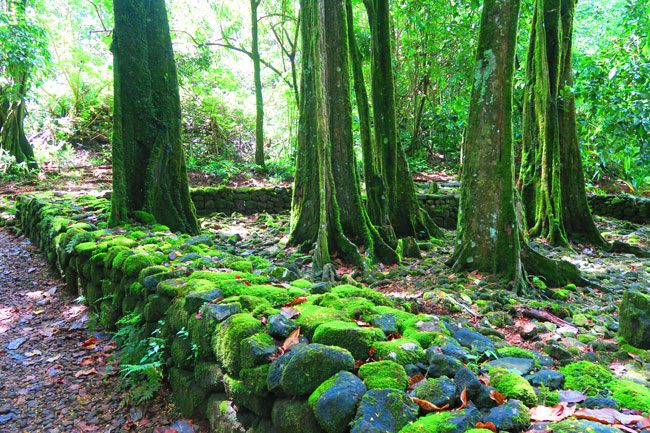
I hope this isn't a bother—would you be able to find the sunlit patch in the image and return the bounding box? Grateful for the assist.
[62,304,87,320]
[0,305,21,334]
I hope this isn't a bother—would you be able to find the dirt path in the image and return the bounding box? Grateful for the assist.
[0,229,190,433]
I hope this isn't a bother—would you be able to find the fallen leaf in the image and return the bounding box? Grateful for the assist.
[475,421,497,432]
[478,373,491,386]
[81,336,98,350]
[284,296,308,307]
[489,390,508,406]
[74,368,98,377]
[574,408,646,426]
[279,307,300,319]
[281,327,301,352]
[530,403,576,422]
[407,374,425,389]
[411,397,449,412]
[457,388,468,410]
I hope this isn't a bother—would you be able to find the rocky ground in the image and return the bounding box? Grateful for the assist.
[0,229,202,432]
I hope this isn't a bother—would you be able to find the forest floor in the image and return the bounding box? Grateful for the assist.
[0,229,204,433]
[0,164,648,432]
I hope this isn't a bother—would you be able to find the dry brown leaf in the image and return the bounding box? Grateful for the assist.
[475,421,497,432]
[281,327,301,351]
[530,403,576,422]
[74,368,98,378]
[456,388,468,410]
[478,373,491,386]
[489,390,508,406]
[284,296,308,307]
[573,408,646,426]
[407,374,425,389]
[410,397,449,413]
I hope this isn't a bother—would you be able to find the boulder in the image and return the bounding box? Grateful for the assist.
[308,371,367,433]
[619,290,650,349]
[397,408,481,433]
[484,399,531,432]
[484,357,535,375]
[350,389,419,433]
[411,376,458,408]
[358,361,408,391]
[527,369,565,390]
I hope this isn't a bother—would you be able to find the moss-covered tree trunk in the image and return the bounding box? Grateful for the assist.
[345,0,396,247]
[450,0,525,287]
[110,0,199,234]
[557,0,605,245]
[519,0,567,246]
[364,0,442,240]
[288,0,397,269]
[0,0,36,168]
[251,0,265,167]
[451,0,590,291]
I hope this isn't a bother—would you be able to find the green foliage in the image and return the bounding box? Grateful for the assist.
[113,314,166,405]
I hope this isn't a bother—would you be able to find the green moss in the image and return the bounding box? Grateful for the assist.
[331,284,392,306]
[290,278,312,289]
[609,379,650,411]
[122,254,154,278]
[373,338,426,366]
[293,304,347,339]
[133,210,156,225]
[223,374,273,417]
[188,270,267,284]
[372,306,417,329]
[559,361,614,396]
[496,346,537,359]
[319,296,377,319]
[240,364,271,395]
[358,361,408,390]
[168,368,208,418]
[271,399,323,433]
[228,260,254,273]
[401,317,449,348]
[240,332,276,370]
[213,313,264,376]
[312,320,385,360]
[551,289,570,301]
[398,411,455,433]
[490,368,538,407]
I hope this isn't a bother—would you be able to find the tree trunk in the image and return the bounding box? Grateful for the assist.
[364,0,443,240]
[450,0,525,288]
[345,0,396,247]
[110,0,199,234]
[519,0,567,246]
[557,0,605,245]
[288,0,398,269]
[451,0,590,291]
[0,0,37,168]
[251,0,265,167]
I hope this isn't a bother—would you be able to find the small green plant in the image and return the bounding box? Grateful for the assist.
[113,313,166,405]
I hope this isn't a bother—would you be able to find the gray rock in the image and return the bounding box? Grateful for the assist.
[310,371,366,433]
[619,290,650,349]
[350,389,418,433]
[484,399,531,432]
[485,357,535,375]
[411,376,458,408]
[268,314,298,339]
[527,369,565,390]
[425,352,463,378]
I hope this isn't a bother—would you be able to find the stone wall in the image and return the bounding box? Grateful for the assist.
[191,187,649,226]
[191,187,291,216]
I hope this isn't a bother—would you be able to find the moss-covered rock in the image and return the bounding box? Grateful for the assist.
[279,344,355,396]
[609,379,650,411]
[240,332,276,370]
[194,362,224,392]
[358,361,408,391]
[411,377,458,408]
[350,389,419,433]
[168,367,208,418]
[223,374,273,417]
[205,393,247,433]
[373,338,426,366]
[170,335,194,368]
[490,368,538,407]
[240,364,271,395]
[312,321,385,360]
[619,289,650,349]
[397,408,481,433]
[122,254,154,278]
[213,313,264,376]
[548,419,629,433]
[271,399,324,433]
[484,399,530,432]
[294,304,347,339]
[559,361,614,396]
[331,284,392,307]
[308,371,367,433]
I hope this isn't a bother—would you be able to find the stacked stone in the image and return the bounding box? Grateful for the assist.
[191,187,292,216]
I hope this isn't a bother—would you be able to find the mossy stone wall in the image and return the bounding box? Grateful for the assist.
[190,187,649,227]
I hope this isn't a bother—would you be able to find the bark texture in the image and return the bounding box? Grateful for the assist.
[364,0,443,240]
[520,0,603,245]
[0,0,36,168]
[110,0,199,234]
[251,0,265,167]
[450,0,524,286]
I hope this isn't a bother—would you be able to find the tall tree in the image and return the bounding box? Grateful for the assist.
[110,0,199,234]
[364,0,442,240]
[519,0,604,246]
[450,0,587,290]
[0,0,45,168]
[346,0,396,247]
[251,0,265,167]
[288,0,397,271]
